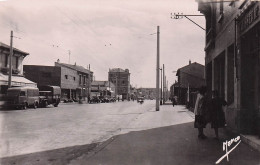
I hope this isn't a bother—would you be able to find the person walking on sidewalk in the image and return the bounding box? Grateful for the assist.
[194,86,207,139]
[210,90,227,139]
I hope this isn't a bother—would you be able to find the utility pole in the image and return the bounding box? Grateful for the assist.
[163,64,165,104]
[167,80,168,101]
[160,68,162,105]
[156,26,160,111]
[8,31,13,88]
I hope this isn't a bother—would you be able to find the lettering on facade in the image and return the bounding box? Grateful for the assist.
[239,5,259,32]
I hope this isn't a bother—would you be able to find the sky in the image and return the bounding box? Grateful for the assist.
[0,0,205,88]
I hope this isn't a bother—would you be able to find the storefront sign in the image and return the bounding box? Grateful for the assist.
[239,5,259,32]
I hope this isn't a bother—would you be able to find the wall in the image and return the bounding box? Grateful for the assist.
[24,65,61,86]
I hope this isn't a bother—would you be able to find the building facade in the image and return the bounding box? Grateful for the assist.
[0,42,36,98]
[108,68,130,100]
[24,62,93,101]
[173,61,205,106]
[197,0,260,134]
[136,88,157,100]
[91,81,115,98]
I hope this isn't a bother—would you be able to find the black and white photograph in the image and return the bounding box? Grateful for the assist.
[0,0,260,164]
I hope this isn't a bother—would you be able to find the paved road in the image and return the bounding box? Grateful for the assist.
[0,100,158,158]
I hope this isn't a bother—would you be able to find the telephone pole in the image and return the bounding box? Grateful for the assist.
[8,31,13,88]
[160,68,162,105]
[156,26,160,111]
[163,64,165,104]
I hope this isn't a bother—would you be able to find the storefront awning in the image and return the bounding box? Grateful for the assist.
[0,73,37,87]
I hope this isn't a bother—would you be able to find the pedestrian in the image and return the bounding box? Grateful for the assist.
[194,86,207,139]
[210,90,227,139]
[172,96,176,107]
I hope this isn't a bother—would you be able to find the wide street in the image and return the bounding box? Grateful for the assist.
[1,101,259,165]
[0,100,193,157]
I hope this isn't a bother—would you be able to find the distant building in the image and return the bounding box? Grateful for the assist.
[136,88,156,100]
[173,61,205,106]
[91,81,115,97]
[0,42,36,97]
[24,62,93,101]
[108,68,130,100]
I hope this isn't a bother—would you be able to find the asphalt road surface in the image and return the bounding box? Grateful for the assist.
[0,100,157,158]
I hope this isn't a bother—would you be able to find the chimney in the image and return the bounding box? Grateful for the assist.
[189,60,191,65]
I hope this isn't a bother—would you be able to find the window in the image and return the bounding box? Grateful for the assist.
[79,75,82,84]
[74,77,76,81]
[16,56,19,69]
[65,75,68,79]
[20,91,26,96]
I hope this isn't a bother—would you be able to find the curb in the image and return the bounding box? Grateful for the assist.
[240,134,260,152]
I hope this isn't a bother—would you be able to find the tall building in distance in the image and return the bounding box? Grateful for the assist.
[108,68,130,100]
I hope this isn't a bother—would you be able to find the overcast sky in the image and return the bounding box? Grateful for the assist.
[0,0,205,88]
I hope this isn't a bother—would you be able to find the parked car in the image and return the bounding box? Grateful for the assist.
[89,96,100,103]
[6,87,39,109]
[38,86,61,107]
[110,97,116,102]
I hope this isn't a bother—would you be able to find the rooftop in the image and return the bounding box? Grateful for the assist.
[0,42,29,56]
[55,62,92,74]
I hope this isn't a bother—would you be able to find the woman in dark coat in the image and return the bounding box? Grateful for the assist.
[210,90,227,139]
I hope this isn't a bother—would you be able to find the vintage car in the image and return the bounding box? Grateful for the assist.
[6,87,39,109]
[38,86,61,107]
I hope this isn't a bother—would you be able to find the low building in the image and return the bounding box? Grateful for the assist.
[24,61,93,101]
[108,68,130,100]
[91,81,115,98]
[0,42,36,100]
[173,61,205,106]
[136,88,156,100]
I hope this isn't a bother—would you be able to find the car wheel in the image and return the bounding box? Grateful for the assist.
[33,102,38,109]
[23,103,27,110]
[44,101,48,108]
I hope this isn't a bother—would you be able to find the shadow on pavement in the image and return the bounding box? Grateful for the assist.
[1,122,260,165]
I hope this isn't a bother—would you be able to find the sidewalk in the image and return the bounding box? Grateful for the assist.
[69,104,260,165]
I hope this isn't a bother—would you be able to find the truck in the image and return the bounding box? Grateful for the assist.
[38,86,61,107]
[6,87,39,109]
